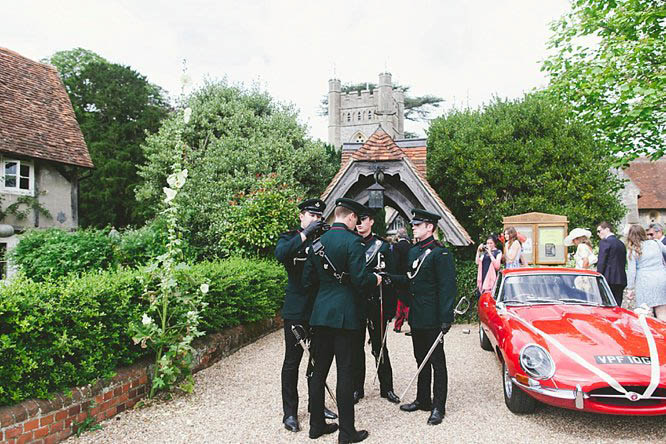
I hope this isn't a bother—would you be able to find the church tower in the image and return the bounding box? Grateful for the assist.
[327,72,405,149]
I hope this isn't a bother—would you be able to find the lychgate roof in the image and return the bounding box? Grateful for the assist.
[322,128,471,246]
[0,47,93,168]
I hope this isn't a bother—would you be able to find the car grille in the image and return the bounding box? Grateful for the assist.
[588,386,666,407]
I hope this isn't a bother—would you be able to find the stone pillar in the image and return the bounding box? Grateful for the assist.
[328,78,342,148]
[378,72,393,134]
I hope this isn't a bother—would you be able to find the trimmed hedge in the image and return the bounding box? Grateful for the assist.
[8,221,191,282]
[454,259,479,323]
[0,258,286,406]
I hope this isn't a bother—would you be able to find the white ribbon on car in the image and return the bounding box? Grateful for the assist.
[505,309,660,401]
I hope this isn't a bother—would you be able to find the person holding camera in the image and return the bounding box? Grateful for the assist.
[475,234,502,296]
[274,198,336,433]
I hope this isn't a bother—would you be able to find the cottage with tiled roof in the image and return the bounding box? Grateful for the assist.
[321,127,471,246]
[621,158,666,227]
[0,47,93,277]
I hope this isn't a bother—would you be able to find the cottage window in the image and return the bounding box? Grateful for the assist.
[2,159,33,195]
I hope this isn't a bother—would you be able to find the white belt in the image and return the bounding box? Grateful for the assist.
[505,309,660,401]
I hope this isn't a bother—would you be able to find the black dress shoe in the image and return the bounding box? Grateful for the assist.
[400,400,431,412]
[353,390,364,404]
[338,429,369,443]
[427,407,445,425]
[324,407,338,420]
[283,416,300,432]
[381,390,400,404]
[309,422,338,439]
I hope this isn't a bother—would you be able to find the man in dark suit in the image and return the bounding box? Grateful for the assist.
[303,198,381,443]
[387,209,457,426]
[274,199,337,433]
[596,221,627,306]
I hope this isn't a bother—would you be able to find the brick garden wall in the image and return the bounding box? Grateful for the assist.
[0,315,282,444]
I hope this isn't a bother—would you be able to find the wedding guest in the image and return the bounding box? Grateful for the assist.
[475,234,502,295]
[596,221,627,306]
[625,224,666,320]
[564,228,597,270]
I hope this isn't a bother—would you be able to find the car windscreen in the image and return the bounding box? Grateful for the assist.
[500,274,615,306]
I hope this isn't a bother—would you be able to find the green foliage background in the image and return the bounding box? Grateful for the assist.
[427,93,625,252]
[136,80,339,258]
[47,48,169,228]
[0,258,286,406]
[542,0,665,163]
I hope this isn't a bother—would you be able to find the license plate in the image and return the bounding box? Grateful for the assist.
[594,355,651,365]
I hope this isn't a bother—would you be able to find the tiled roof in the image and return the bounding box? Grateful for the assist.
[624,158,666,209]
[402,145,426,176]
[0,47,93,168]
[351,128,404,161]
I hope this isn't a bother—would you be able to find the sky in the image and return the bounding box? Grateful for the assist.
[4,0,571,141]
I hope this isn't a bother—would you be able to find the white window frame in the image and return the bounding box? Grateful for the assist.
[1,157,35,196]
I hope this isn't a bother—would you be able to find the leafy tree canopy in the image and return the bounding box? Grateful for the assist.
[427,93,626,250]
[320,82,443,122]
[47,48,169,228]
[542,0,665,164]
[137,80,340,259]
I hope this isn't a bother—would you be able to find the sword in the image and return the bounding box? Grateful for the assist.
[291,325,337,404]
[398,297,470,403]
[372,252,387,387]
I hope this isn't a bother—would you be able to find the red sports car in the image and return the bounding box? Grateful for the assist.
[478,267,666,415]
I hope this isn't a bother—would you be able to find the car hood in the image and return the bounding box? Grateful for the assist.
[507,304,666,384]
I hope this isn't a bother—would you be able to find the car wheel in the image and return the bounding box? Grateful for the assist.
[479,323,492,351]
[502,362,536,414]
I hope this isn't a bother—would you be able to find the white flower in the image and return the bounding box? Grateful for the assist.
[164,187,177,203]
[142,313,153,326]
[167,169,188,189]
[183,107,192,124]
[200,283,209,294]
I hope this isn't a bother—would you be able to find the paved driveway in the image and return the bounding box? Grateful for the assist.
[69,324,666,443]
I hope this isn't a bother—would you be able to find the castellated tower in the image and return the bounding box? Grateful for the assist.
[328,72,405,149]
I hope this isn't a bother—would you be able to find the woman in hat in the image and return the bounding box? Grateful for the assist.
[564,228,597,270]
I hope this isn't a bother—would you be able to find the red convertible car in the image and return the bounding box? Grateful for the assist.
[478,267,666,415]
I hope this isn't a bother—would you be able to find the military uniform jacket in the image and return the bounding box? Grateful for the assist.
[393,236,457,328]
[275,228,314,320]
[302,223,377,330]
[361,234,397,320]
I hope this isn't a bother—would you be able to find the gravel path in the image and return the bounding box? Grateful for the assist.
[69,323,666,443]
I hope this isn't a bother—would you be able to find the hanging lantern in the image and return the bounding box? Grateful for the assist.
[367,181,385,209]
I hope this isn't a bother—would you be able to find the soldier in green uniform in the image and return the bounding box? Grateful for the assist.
[352,206,400,404]
[275,199,336,433]
[302,198,381,443]
[387,209,457,426]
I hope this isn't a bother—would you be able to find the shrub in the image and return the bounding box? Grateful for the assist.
[8,228,116,281]
[0,270,146,406]
[182,257,286,332]
[454,258,479,323]
[0,257,286,406]
[114,218,171,268]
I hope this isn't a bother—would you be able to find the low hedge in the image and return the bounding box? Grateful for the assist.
[8,220,191,282]
[0,257,286,407]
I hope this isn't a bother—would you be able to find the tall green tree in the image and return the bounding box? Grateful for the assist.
[542,0,665,163]
[137,80,339,259]
[47,48,169,228]
[427,93,625,248]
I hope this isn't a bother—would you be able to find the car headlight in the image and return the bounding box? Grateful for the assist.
[519,344,555,380]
